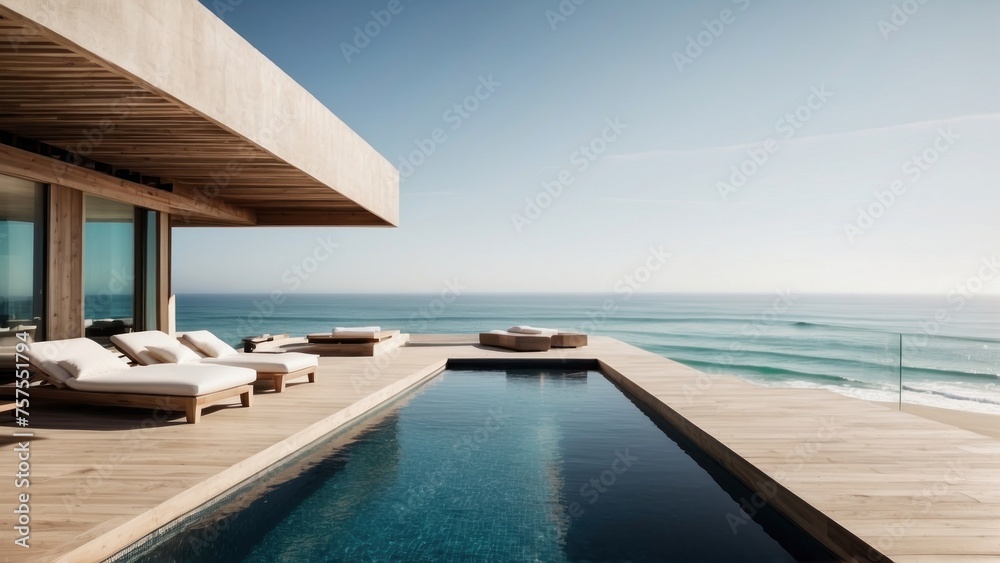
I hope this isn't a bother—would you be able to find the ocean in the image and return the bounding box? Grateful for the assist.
[176,293,1000,415]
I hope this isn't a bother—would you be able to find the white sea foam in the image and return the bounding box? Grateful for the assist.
[744,376,1000,415]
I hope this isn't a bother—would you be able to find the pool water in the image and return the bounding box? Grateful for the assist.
[127,370,835,562]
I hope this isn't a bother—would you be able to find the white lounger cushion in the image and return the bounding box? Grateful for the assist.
[147,343,201,364]
[63,364,256,396]
[200,352,318,373]
[115,330,318,374]
[27,338,129,386]
[181,330,239,358]
[111,331,180,365]
[57,354,130,380]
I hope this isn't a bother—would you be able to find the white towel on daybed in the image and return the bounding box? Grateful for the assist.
[507,326,559,336]
[332,326,381,334]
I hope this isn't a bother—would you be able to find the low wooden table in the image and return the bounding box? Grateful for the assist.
[241,334,288,353]
[306,330,400,344]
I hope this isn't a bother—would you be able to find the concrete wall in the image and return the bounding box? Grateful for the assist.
[0,0,399,226]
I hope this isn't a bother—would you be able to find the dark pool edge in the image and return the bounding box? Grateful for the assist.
[598,359,888,563]
[97,361,449,563]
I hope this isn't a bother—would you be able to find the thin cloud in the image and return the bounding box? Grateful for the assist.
[403,191,458,197]
[604,196,729,205]
[607,112,1000,163]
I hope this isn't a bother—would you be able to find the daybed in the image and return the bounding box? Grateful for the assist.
[478,326,588,352]
[25,338,255,423]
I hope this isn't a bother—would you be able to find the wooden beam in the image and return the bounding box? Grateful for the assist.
[156,212,171,333]
[47,184,83,340]
[169,184,262,227]
[0,143,256,225]
[246,210,394,227]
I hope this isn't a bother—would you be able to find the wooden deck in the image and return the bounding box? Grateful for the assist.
[1,335,998,561]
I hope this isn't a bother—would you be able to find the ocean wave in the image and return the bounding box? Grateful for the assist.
[901,365,1000,382]
[674,359,892,391]
[680,359,1000,415]
[902,382,1000,408]
[654,343,897,371]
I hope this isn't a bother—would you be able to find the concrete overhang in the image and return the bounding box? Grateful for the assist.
[0,0,398,227]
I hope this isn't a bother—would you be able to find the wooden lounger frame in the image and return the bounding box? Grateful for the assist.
[113,342,317,394]
[255,367,316,393]
[26,384,253,424]
[26,358,253,424]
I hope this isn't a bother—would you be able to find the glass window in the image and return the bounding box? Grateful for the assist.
[84,195,134,342]
[0,175,45,346]
[140,210,159,331]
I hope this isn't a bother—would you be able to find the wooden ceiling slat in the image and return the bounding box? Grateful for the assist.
[0,14,380,227]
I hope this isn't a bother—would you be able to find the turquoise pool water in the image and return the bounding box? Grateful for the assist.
[126,369,834,562]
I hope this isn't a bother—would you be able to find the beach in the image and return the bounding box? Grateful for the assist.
[878,402,1000,439]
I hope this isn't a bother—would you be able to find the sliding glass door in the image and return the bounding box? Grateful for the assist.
[84,195,135,341]
[82,195,161,342]
[0,175,45,344]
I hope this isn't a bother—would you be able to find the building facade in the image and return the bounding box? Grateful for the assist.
[0,0,398,361]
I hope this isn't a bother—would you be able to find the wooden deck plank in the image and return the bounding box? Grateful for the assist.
[0,335,997,561]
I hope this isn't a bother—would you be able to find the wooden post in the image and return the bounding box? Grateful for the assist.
[47,185,84,340]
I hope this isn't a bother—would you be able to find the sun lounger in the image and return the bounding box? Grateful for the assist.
[25,338,254,423]
[112,330,319,393]
[479,327,589,351]
[479,330,552,352]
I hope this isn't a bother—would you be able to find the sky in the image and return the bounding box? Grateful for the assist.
[177,0,1000,295]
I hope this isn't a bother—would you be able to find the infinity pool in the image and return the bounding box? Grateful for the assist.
[124,369,834,561]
